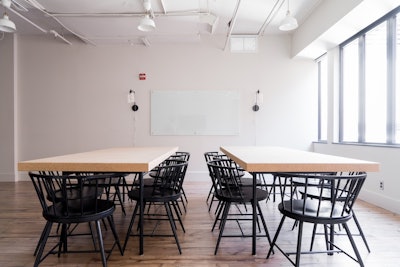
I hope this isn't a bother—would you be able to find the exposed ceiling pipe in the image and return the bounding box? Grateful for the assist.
[258,0,284,36]
[223,0,241,51]
[49,29,72,45]
[8,8,46,32]
[159,0,166,14]
[8,8,72,45]
[49,10,211,18]
[22,0,96,45]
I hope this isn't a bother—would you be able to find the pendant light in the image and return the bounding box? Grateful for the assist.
[138,0,155,32]
[279,0,298,31]
[138,14,155,32]
[0,12,16,32]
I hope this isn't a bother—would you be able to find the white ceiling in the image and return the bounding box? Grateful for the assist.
[2,0,323,46]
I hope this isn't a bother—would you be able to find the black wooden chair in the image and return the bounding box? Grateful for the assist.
[123,159,188,254]
[204,152,258,212]
[207,159,272,255]
[295,172,370,253]
[29,172,123,267]
[266,172,367,267]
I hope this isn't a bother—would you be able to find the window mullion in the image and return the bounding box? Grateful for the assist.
[359,35,366,143]
[387,16,396,144]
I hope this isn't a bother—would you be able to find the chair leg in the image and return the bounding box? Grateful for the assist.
[323,224,331,254]
[208,194,217,212]
[343,222,365,267]
[206,186,213,203]
[171,201,186,232]
[123,201,139,252]
[34,221,53,267]
[59,223,68,256]
[214,202,231,255]
[352,212,371,252]
[34,222,50,256]
[165,202,182,254]
[267,215,286,259]
[310,223,318,251]
[212,201,225,232]
[95,220,107,267]
[107,215,123,255]
[295,221,304,267]
[181,187,188,203]
[88,221,98,251]
[257,203,272,246]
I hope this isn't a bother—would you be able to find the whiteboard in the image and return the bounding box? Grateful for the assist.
[151,90,240,135]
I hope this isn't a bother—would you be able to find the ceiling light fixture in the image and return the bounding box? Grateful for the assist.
[138,0,155,32]
[0,12,16,32]
[279,0,298,31]
[138,14,155,32]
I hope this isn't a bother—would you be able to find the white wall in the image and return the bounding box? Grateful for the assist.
[314,143,400,214]
[14,34,317,181]
[0,34,15,182]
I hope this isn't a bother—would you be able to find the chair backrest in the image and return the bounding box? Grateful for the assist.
[150,160,188,194]
[275,172,367,220]
[204,151,220,162]
[171,151,190,161]
[29,172,119,218]
[207,159,246,200]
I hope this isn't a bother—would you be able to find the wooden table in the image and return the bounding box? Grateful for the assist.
[18,146,179,255]
[220,146,380,255]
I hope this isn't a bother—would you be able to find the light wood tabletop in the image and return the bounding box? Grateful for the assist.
[220,146,379,255]
[18,146,179,173]
[18,146,179,256]
[220,146,380,173]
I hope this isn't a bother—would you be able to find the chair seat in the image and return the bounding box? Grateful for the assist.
[44,199,116,223]
[128,187,181,203]
[215,187,268,203]
[238,177,263,186]
[131,177,156,187]
[279,199,352,224]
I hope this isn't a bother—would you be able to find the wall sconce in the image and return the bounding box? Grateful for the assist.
[128,90,139,111]
[252,90,263,112]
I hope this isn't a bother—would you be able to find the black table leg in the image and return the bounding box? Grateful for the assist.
[139,172,144,255]
[252,172,257,255]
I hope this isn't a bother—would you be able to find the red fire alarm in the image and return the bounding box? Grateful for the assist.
[139,73,146,80]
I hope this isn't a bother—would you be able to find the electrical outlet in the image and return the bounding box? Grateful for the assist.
[379,181,384,190]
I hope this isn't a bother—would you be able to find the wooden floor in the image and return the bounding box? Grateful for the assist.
[1,176,400,267]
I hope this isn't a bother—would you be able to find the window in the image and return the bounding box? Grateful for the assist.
[339,7,400,145]
[317,55,328,141]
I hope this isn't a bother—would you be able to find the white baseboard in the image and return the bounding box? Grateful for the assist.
[360,189,400,214]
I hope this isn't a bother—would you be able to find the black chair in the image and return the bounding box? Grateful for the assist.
[123,159,188,254]
[29,172,123,267]
[204,152,258,212]
[296,172,370,253]
[267,172,367,267]
[207,159,272,255]
[204,151,221,206]
[142,152,190,214]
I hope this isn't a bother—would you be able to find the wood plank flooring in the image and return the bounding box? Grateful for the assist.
[0,176,399,267]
